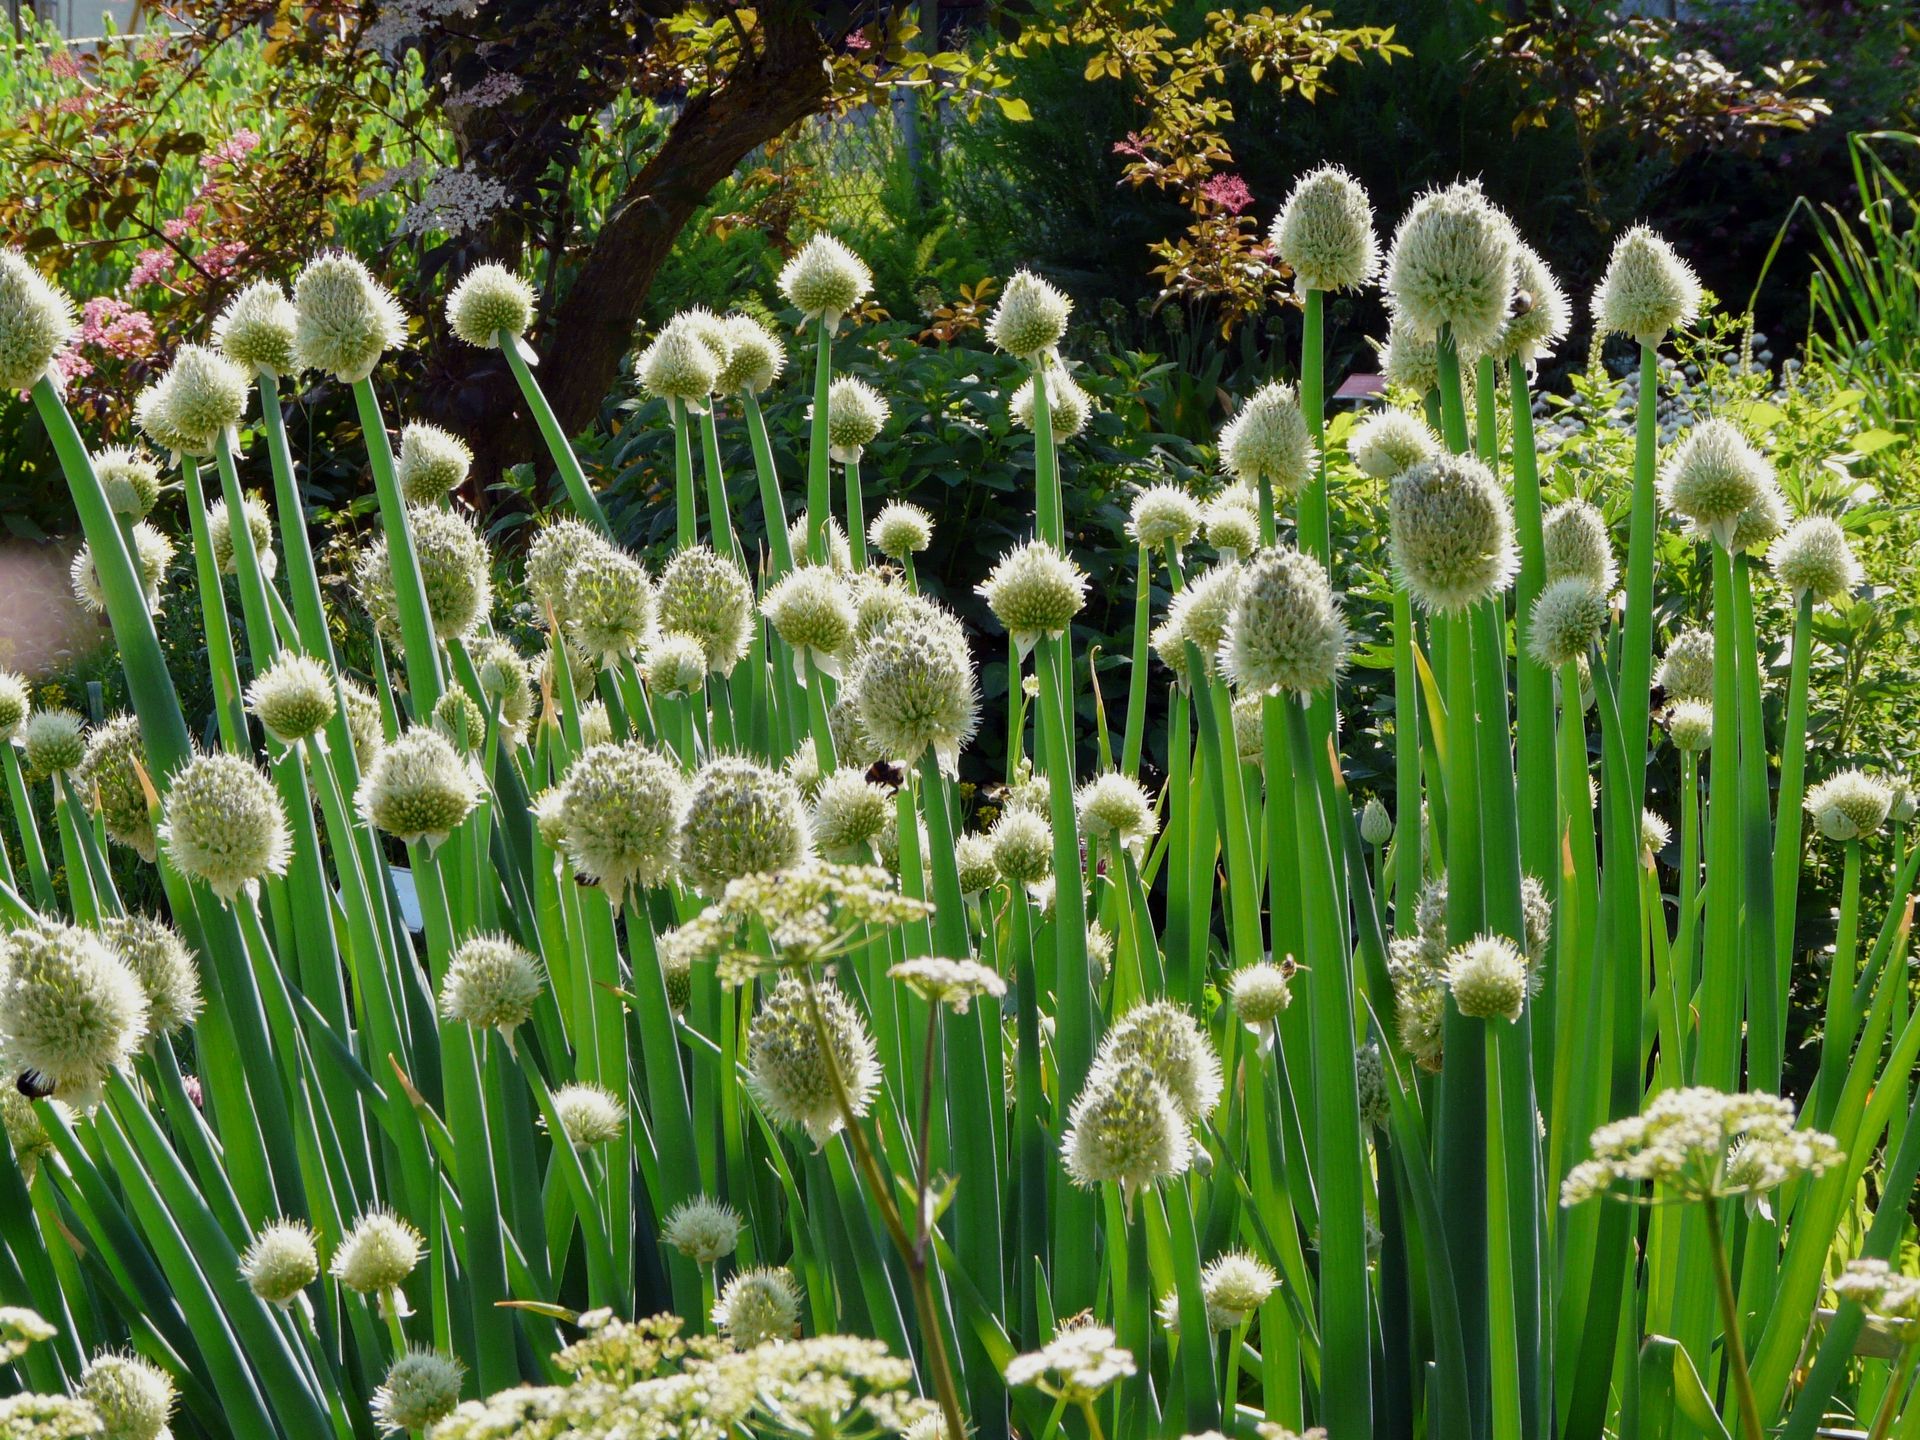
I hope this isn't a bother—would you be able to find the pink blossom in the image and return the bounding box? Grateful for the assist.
[49,346,92,385]
[47,51,82,80]
[446,72,523,108]
[846,29,871,50]
[78,297,156,359]
[128,249,172,288]
[1202,173,1255,216]
[201,240,248,279]
[200,129,260,171]
[56,94,89,114]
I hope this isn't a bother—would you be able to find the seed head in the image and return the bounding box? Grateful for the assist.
[133,374,198,460]
[825,375,888,464]
[1274,164,1378,293]
[293,252,407,382]
[474,640,535,738]
[1062,1057,1192,1207]
[1011,368,1091,438]
[356,727,479,849]
[712,1266,803,1349]
[715,312,785,394]
[447,261,535,349]
[779,234,871,327]
[95,445,163,520]
[247,652,337,744]
[0,249,75,392]
[429,690,483,756]
[163,342,251,452]
[680,756,810,894]
[1348,408,1437,480]
[77,714,156,860]
[396,422,472,504]
[1202,486,1260,562]
[547,1083,625,1149]
[439,935,544,1039]
[662,1196,744,1266]
[0,672,25,744]
[1656,628,1714,703]
[1076,771,1158,850]
[656,545,754,676]
[71,522,172,616]
[1806,769,1893,843]
[1229,961,1292,1028]
[1770,515,1860,601]
[1152,562,1242,686]
[526,518,609,629]
[1098,1000,1222,1123]
[990,808,1053,886]
[980,541,1087,656]
[1542,499,1616,591]
[160,750,291,901]
[644,632,708,699]
[1128,484,1202,555]
[810,769,891,858]
[1198,1251,1278,1329]
[1593,225,1700,345]
[850,603,978,776]
[1380,313,1438,395]
[102,915,199,1040]
[956,833,999,896]
[1527,578,1608,669]
[988,268,1072,358]
[764,567,855,676]
[1385,180,1517,355]
[208,490,277,580]
[373,1348,464,1435]
[76,1351,175,1440]
[240,1219,320,1307]
[17,714,81,790]
[746,975,880,1148]
[1389,451,1517,613]
[1220,382,1316,498]
[557,741,686,899]
[1222,544,1346,696]
[560,544,652,668]
[1360,797,1394,845]
[0,921,147,1108]
[639,312,720,407]
[213,278,298,376]
[332,1207,423,1297]
[1661,419,1773,547]
[1446,935,1528,1021]
[871,501,933,561]
[356,504,490,644]
[1492,241,1570,364]
[1664,700,1712,753]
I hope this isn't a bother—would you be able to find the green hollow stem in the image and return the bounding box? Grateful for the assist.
[1122,545,1152,777]
[1703,1199,1767,1440]
[1697,540,1743,1093]
[743,392,795,575]
[1619,342,1660,800]
[497,334,612,535]
[1391,592,1421,933]
[806,317,833,564]
[1298,288,1329,568]
[672,398,698,550]
[1810,838,1864,1127]
[845,457,868,571]
[1485,1022,1524,1440]
[1770,591,1815,1074]
[353,379,444,713]
[698,404,739,566]
[1508,357,1556,900]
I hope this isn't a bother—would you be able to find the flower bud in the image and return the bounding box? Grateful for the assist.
[1446,935,1528,1021]
[1062,1057,1191,1207]
[826,375,888,464]
[779,233,871,328]
[1661,419,1773,548]
[746,975,880,1147]
[440,934,544,1040]
[1011,368,1091,438]
[0,249,75,392]
[561,544,652,668]
[1274,164,1378,293]
[1656,627,1714,703]
[95,445,164,520]
[547,1083,625,1148]
[355,504,490,644]
[294,252,406,382]
[247,652,337,745]
[872,500,933,561]
[1593,225,1700,345]
[1360,796,1394,845]
[240,1219,320,1307]
[1098,999,1223,1123]
[713,1266,802,1349]
[1349,408,1437,481]
[1385,180,1517,355]
[557,741,686,900]
[1526,577,1608,669]
[77,713,156,860]
[356,727,479,849]
[447,261,534,349]
[71,521,172,615]
[679,756,810,894]
[980,541,1087,657]
[662,1196,744,1266]
[810,769,891,858]
[990,808,1053,886]
[161,750,291,900]
[213,278,298,376]
[102,914,200,1040]
[850,603,978,776]
[332,1207,422,1298]
[1806,769,1893,843]
[1222,544,1346,696]
[396,422,472,504]
[657,545,754,676]
[715,312,785,394]
[1542,498,1616,591]
[373,1349,465,1435]
[1389,451,1517,613]
[1152,562,1242,687]
[1664,699,1712,753]
[0,921,147,1108]
[1128,484,1202,556]
[764,566,855,678]
[1220,382,1315,498]
[76,1350,175,1440]
[988,269,1072,358]
[1770,515,1860,602]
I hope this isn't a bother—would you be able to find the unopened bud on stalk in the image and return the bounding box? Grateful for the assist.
[988,269,1072,359]
[1385,180,1517,355]
[1806,769,1893,843]
[1593,225,1701,346]
[396,422,472,504]
[1360,797,1393,845]
[1348,408,1437,481]
[779,233,871,329]
[1389,451,1517,613]
[1274,164,1378,294]
[679,756,809,894]
[294,251,407,382]
[214,278,298,376]
[161,750,291,901]
[0,249,74,392]
[446,261,535,350]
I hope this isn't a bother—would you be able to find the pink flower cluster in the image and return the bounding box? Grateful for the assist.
[129,249,172,288]
[79,297,156,358]
[1202,173,1255,216]
[200,129,260,172]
